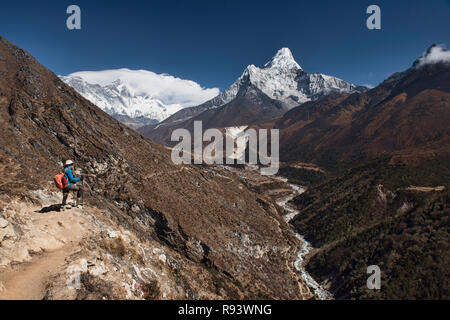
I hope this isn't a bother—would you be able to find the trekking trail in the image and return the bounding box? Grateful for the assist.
[0,202,92,300]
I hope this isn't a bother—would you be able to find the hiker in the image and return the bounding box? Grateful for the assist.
[61,160,83,208]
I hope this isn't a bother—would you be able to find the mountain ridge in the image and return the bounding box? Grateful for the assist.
[277,45,450,167]
[142,47,367,144]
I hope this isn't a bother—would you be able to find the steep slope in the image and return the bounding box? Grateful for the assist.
[0,36,312,300]
[142,48,366,145]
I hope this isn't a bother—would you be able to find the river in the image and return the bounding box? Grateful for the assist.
[274,176,334,300]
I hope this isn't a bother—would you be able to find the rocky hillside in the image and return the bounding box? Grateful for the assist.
[0,36,312,300]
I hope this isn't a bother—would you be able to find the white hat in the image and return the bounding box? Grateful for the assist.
[65,160,74,166]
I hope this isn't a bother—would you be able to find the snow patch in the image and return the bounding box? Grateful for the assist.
[264,47,302,71]
[224,126,249,160]
[416,45,450,67]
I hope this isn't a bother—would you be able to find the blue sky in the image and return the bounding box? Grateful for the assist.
[1,0,449,90]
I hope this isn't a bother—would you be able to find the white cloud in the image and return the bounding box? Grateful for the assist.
[416,45,450,67]
[68,68,220,108]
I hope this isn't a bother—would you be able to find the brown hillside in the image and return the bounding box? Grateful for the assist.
[277,62,450,167]
[0,36,309,299]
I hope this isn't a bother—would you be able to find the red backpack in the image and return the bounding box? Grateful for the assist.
[54,172,68,189]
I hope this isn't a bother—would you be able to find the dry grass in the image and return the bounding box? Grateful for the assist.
[140,280,160,300]
[101,236,127,257]
[129,245,145,265]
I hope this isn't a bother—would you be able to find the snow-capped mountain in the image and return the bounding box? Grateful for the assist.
[60,69,219,129]
[206,47,365,108]
[162,48,367,125]
[141,48,368,145]
[59,76,182,128]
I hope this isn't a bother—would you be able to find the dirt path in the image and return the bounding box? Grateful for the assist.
[144,166,189,179]
[0,205,91,300]
[405,186,445,192]
[0,246,75,300]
